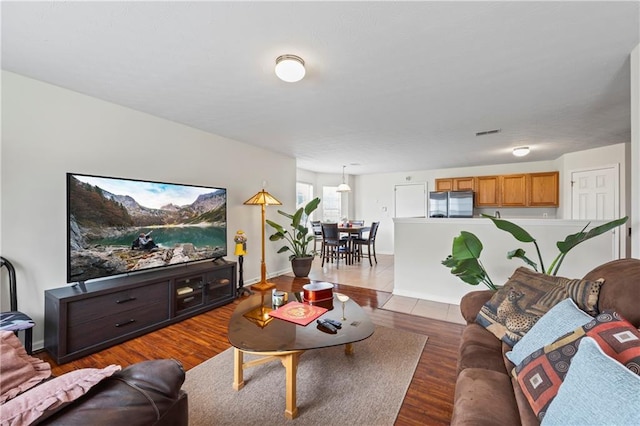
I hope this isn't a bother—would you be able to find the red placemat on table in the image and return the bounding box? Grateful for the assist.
[268,302,328,326]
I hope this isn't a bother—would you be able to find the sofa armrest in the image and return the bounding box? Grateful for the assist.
[37,359,187,426]
[460,290,494,323]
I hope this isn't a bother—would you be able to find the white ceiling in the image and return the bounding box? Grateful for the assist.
[2,1,639,175]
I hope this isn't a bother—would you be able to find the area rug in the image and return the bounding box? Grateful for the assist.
[183,325,427,425]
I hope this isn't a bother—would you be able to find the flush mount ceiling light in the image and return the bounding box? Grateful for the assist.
[337,165,351,192]
[513,146,530,157]
[275,54,305,82]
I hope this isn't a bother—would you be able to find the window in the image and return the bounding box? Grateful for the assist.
[296,182,314,220]
[322,186,341,222]
[296,182,313,209]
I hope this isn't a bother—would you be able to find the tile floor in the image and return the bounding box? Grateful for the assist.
[296,253,465,325]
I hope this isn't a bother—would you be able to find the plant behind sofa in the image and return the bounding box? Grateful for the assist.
[442,215,628,290]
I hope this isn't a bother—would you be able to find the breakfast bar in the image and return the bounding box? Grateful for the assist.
[393,217,623,305]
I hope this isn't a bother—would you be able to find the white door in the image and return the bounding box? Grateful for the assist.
[571,166,619,220]
[395,183,426,218]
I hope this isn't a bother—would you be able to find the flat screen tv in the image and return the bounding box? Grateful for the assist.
[67,173,227,284]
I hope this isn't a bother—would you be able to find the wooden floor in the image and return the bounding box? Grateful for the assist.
[34,272,464,425]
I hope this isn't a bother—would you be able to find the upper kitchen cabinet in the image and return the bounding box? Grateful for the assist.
[435,178,453,191]
[475,176,501,207]
[435,177,474,192]
[453,177,474,191]
[437,171,560,208]
[528,172,559,207]
[501,174,527,206]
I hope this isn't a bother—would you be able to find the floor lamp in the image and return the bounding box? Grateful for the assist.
[243,189,282,292]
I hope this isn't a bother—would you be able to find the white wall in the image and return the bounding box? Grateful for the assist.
[1,71,297,349]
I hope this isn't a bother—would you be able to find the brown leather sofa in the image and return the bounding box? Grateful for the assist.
[37,359,188,425]
[450,258,640,426]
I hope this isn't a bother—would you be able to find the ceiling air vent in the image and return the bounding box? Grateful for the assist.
[475,129,501,137]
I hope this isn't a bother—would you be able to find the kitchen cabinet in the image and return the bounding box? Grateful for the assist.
[435,179,452,191]
[454,177,474,191]
[435,177,474,192]
[475,176,501,207]
[437,171,560,208]
[501,174,527,206]
[528,172,559,206]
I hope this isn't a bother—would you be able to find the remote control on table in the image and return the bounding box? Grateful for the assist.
[323,318,342,329]
[316,319,338,334]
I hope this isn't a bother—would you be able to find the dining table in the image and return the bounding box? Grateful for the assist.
[336,224,370,264]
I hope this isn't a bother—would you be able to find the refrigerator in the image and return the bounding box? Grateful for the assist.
[429,191,474,218]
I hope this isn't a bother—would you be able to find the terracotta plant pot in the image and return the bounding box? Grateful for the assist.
[291,256,314,277]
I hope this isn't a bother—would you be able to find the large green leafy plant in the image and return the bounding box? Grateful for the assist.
[266,197,321,261]
[442,216,628,291]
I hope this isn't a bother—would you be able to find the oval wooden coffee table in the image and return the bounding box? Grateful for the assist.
[228,287,374,419]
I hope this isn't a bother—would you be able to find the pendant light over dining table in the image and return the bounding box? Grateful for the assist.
[337,165,351,192]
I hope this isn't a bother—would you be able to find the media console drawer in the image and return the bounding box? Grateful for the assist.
[67,281,168,324]
[67,301,169,353]
[45,260,236,364]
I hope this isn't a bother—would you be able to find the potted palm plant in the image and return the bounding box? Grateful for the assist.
[442,215,628,290]
[266,197,321,277]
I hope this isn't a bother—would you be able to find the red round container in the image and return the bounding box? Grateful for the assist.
[302,282,334,310]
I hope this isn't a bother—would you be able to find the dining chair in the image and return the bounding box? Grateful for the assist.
[353,222,380,266]
[1,257,35,354]
[311,220,323,253]
[321,223,350,268]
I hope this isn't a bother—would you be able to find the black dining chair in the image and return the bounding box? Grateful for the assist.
[321,223,350,268]
[353,222,380,266]
[1,257,35,354]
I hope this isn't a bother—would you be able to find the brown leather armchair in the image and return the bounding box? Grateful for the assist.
[36,359,188,426]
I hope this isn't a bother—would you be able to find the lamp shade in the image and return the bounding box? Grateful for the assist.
[337,165,351,192]
[275,55,306,83]
[243,190,282,206]
[337,183,351,192]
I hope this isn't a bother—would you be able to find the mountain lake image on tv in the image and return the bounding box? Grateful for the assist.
[68,173,227,283]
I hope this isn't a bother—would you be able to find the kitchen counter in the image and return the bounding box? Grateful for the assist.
[393,217,623,305]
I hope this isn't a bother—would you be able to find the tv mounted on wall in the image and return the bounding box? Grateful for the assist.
[67,173,227,284]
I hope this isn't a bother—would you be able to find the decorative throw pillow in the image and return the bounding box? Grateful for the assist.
[0,331,51,403]
[514,310,640,420]
[506,298,593,365]
[476,268,568,346]
[0,364,121,426]
[476,267,604,346]
[541,337,640,425]
[537,276,604,316]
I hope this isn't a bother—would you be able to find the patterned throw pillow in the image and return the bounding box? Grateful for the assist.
[506,298,593,366]
[541,337,640,425]
[476,267,604,346]
[513,311,640,420]
[537,276,603,316]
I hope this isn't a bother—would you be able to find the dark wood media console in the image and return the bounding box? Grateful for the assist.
[45,259,236,364]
